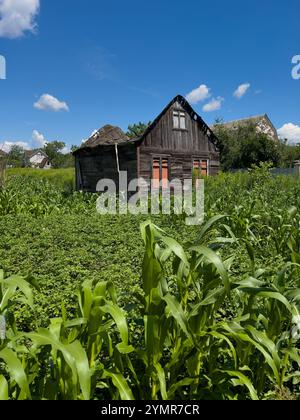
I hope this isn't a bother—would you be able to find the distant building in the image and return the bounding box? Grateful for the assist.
[24,150,52,169]
[214,114,279,142]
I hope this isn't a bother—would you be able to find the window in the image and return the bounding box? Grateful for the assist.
[152,157,170,189]
[173,111,179,129]
[180,112,186,129]
[173,111,186,130]
[193,159,209,177]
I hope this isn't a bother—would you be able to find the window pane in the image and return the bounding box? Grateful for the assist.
[180,113,186,129]
[173,112,179,129]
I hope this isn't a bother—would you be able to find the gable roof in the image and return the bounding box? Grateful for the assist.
[219,114,266,129]
[139,95,218,146]
[24,149,49,160]
[214,114,278,140]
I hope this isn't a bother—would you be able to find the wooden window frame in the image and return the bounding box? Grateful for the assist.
[173,109,187,131]
[192,158,210,177]
[151,156,171,187]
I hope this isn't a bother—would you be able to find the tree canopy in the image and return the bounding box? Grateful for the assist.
[213,122,281,171]
[43,141,73,169]
[127,122,151,139]
[7,145,24,168]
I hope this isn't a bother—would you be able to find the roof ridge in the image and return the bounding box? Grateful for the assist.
[81,124,130,149]
[221,115,266,125]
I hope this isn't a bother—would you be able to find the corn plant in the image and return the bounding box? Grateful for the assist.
[0,213,300,400]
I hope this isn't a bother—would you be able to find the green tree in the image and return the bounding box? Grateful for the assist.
[61,152,75,169]
[7,145,24,168]
[278,141,300,167]
[127,122,151,139]
[44,141,66,169]
[71,145,79,153]
[214,122,280,171]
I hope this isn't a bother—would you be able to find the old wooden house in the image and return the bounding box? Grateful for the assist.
[74,95,220,192]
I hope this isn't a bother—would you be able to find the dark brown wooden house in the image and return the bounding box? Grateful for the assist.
[74,95,220,192]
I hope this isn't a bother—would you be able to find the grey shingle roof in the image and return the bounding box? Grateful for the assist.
[83,125,132,148]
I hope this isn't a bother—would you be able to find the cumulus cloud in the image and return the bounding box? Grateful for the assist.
[34,94,69,112]
[0,140,30,152]
[32,129,46,147]
[234,83,251,99]
[203,97,224,112]
[186,84,211,104]
[278,123,300,144]
[0,0,40,39]
[61,146,71,155]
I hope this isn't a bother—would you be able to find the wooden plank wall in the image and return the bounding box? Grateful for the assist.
[75,144,137,192]
[139,101,220,181]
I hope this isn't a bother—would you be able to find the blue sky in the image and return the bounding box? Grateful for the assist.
[0,0,300,151]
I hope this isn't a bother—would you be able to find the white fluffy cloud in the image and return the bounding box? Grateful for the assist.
[61,146,71,155]
[32,130,71,153]
[234,83,251,99]
[186,84,211,104]
[203,97,224,112]
[32,129,46,147]
[0,140,30,152]
[0,0,40,39]
[277,123,300,144]
[34,94,69,112]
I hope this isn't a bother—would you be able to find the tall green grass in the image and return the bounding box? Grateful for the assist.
[6,168,75,191]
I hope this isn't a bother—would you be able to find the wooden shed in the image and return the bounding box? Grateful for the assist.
[74,95,220,192]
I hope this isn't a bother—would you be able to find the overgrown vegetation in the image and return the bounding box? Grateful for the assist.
[212,121,299,171]
[213,122,280,171]
[6,168,75,192]
[126,122,151,139]
[0,166,300,400]
[3,141,76,169]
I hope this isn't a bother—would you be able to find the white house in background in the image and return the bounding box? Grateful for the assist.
[213,114,279,142]
[24,150,52,169]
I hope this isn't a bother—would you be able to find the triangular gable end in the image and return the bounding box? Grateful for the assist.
[138,95,219,148]
[262,114,279,141]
